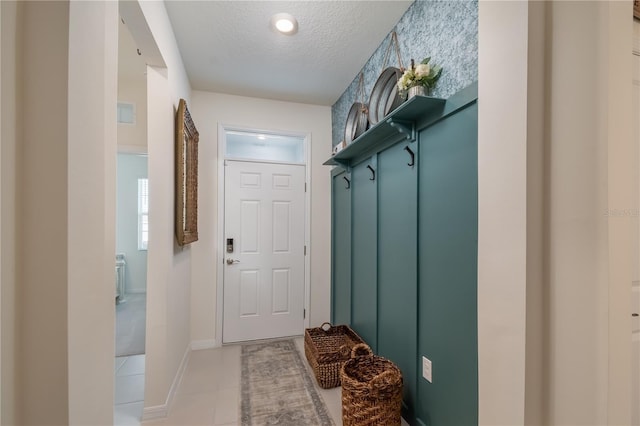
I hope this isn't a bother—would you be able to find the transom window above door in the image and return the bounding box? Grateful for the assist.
[224,130,305,164]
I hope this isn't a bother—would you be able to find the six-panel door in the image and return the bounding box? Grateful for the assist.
[223,160,306,343]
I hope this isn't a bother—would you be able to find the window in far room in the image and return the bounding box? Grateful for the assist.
[138,178,149,250]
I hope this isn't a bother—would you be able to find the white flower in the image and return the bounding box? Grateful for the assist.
[396,58,442,95]
[414,63,430,78]
[397,72,412,91]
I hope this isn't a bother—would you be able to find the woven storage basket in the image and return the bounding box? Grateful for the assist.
[304,322,366,389]
[341,344,403,426]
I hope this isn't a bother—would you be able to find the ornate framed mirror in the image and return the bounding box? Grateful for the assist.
[175,98,199,246]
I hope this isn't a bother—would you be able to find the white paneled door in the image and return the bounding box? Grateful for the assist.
[223,160,306,343]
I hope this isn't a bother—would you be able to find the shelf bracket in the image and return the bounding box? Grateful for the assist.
[325,157,350,171]
[387,118,415,141]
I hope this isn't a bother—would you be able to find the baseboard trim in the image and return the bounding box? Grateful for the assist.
[141,344,191,421]
[191,339,219,350]
[141,404,167,420]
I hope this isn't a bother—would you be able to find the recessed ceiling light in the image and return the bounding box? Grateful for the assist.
[271,13,298,35]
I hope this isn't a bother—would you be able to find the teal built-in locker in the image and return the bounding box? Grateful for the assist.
[417,101,478,425]
[331,169,351,326]
[350,159,378,351]
[377,140,418,419]
[328,83,478,425]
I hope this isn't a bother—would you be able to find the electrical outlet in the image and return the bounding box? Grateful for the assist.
[422,356,432,383]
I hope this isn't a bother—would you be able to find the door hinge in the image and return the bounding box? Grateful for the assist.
[305,182,307,192]
[304,245,307,255]
[304,309,306,319]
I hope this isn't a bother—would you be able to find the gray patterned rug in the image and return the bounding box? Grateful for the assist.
[240,339,334,426]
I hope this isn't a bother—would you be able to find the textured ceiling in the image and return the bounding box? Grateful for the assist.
[164,1,412,106]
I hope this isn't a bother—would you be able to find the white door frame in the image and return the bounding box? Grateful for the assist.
[216,123,311,345]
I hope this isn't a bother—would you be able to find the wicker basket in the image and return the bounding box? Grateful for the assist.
[341,344,403,426]
[304,322,366,389]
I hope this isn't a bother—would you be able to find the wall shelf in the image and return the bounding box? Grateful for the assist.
[324,95,446,167]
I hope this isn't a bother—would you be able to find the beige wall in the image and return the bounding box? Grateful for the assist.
[118,80,147,149]
[189,91,332,345]
[602,4,633,423]
[479,1,633,424]
[634,21,640,286]
[0,1,119,424]
[20,2,71,423]
[67,2,118,423]
[118,20,147,150]
[0,1,17,424]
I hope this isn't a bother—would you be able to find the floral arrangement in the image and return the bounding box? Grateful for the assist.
[397,58,443,95]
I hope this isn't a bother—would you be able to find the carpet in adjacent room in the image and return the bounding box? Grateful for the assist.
[115,293,146,357]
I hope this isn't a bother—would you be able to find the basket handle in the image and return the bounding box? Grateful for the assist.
[320,322,332,332]
[369,369,402,397]
[350,343,373,359]
[338,344,351,358]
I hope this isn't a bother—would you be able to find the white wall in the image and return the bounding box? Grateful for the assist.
[478,1,633,424]
[478,1,529,423]
[145,63,193,413]
[130,0,193,416]
[189,91,332,346]
[137,1,190,103]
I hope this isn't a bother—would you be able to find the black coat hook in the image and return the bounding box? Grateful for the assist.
[366,165,375,181]
[404,146,415,167]
[343,176,351,189]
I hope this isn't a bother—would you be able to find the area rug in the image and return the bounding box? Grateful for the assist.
[115,293,146,357]
[240,339,335,426]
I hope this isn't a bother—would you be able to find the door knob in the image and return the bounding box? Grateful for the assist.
[226,258,240,265]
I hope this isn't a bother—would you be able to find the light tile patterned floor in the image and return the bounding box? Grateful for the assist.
[114,337,409,426]
[114,354,145,425]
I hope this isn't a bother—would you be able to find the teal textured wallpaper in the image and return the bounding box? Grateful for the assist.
[331,0,478,147]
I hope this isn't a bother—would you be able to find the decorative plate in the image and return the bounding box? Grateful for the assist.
[344,102,369,144]
[368,67,404,126]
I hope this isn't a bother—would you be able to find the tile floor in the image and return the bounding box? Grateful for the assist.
[114,338,409,426]
[114,354,145,425]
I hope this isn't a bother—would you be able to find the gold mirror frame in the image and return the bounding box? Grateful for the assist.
[175,99,199,246]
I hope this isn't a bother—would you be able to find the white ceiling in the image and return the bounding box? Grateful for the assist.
[164,1,413,106]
